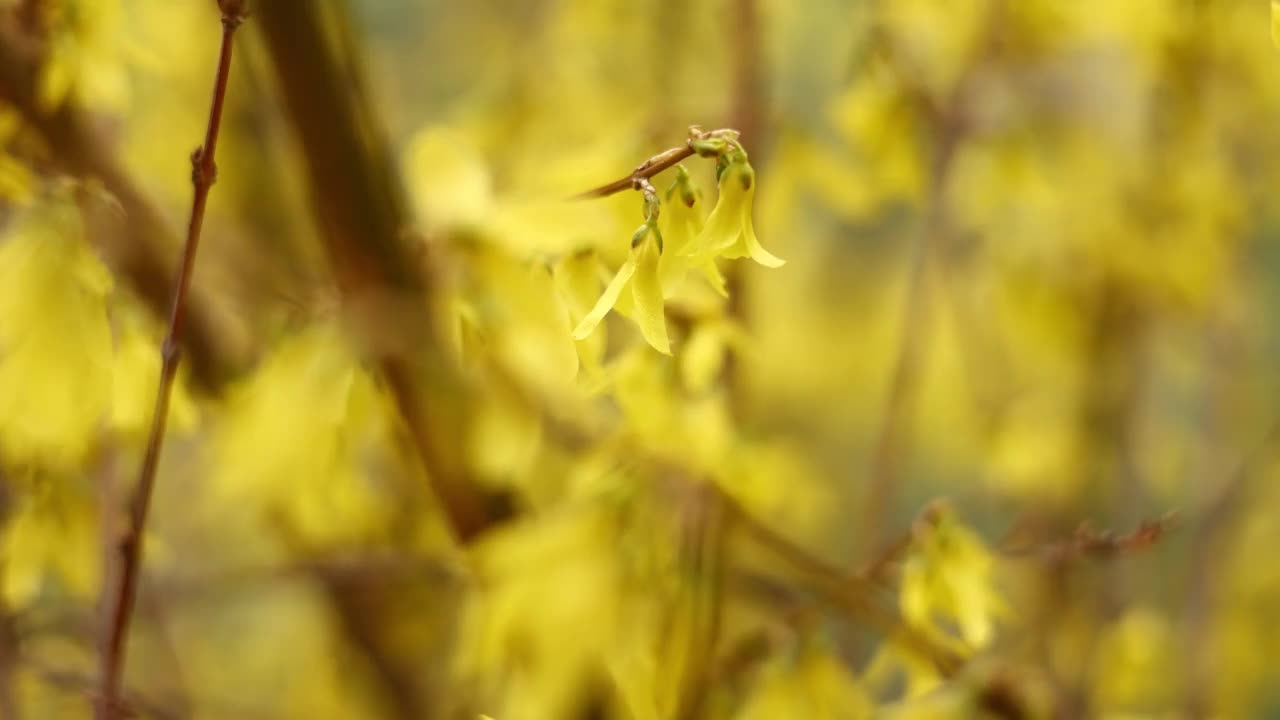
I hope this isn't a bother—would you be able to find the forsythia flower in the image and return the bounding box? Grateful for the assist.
[1,476,99,607]
[899,508,1007,651]
[689,154,785,268]
[39,0,133,112]
[573,223,670,354]
[658,166,727,297]
[0,194,113,469]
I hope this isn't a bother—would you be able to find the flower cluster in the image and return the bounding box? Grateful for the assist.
[573,145,785,355]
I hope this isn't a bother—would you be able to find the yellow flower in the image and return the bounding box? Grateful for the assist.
[572,224,670,354]
[1,475,99,608]
[0,195,113,469]
[899,509,1007,652]
[658,167,727,297]
[690,155,785,268]
[39,0,133,112]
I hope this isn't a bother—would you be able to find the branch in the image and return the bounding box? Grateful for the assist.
[0,605,19,720]
[95,4,245,718]
[573,127,740,199]
[255,0,506,544]
[1002,512,1181,563]
[673,484,729,720]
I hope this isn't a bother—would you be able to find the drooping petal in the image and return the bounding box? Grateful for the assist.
[572,254,637,340]
[696,259,729,296]
[687,171,747,259]
[631,234,671,354]
[661,182,704,250]
[658,191,702,294]
[658,245,692,297]
[729,210,786,268]
[555,251,608,372]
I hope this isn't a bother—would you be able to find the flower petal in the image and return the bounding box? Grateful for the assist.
[630,235,671,354]
[739,213,785,268]
[572,254,637,340]
[697,260,729,296]
[687,175,746,258]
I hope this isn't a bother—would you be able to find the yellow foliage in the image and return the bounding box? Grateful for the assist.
[38,0,134,112]
[1089,607,1177,712]
[900,509,1006,652]
[458,504,630,720]
[208,324,395,544]
[0,195,112,470]
[0,474,98,608]
[5,0,1280,716]
[736,644,872,720]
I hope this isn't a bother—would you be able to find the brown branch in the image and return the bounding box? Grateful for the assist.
[95,4,245,718]
[1002,511,1182,563]
[574,145,694,199]
[0,606,19,720]
[573,127,740,199]
[254,0,507,545]
[673,484,729,720]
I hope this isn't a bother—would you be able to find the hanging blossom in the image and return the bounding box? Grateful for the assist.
[687,151,785,269]
[658,165,727,297]
[573,142,784,355]
[573,220,670,354]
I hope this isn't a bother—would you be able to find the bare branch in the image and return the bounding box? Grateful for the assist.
[95,4,245,718]
[573,127,740,199]
[1003,512,1182,562]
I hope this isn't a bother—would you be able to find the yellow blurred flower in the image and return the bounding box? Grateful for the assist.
[0,194,113,470]
[900,508,1007,652]
[1,475,99,608]
[208,324,395,543]
[38,0,133,112]
[738,643,873,720]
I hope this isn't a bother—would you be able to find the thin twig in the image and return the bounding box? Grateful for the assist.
[1002,512,1182,562]
[575,145,694,199]
[573,127,739,199]
[95,4,245,718]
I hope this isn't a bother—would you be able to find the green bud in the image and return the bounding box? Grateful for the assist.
[690,137,730,158]
[631,223,650,249]
[673,165,698,207]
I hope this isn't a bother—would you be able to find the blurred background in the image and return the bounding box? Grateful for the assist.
[1,0,1279,717]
